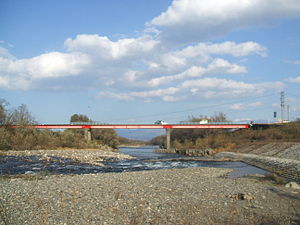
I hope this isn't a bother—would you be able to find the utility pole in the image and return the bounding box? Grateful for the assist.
[287,105,290,122]
[280,91,285,122]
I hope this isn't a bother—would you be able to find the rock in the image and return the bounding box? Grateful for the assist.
[25,171,36,175]
[285,182,300,190]
[228,193,254,201]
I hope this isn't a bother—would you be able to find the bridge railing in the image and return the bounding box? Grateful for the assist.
[70,122,109,125]
[179,121,252,125]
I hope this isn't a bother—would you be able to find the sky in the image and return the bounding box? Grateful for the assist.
[1,0,300,124]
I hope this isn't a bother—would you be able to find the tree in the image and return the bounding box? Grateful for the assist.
[70,114,91,123]
[69,114,119,148]
[0,99,9,125]
[188,112,228,123]
[92,129,119,148]
[163,112,230,149]
[11,104,36,125]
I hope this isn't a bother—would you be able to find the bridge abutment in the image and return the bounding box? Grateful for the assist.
[84,128,92,142]
[166,128,172,150]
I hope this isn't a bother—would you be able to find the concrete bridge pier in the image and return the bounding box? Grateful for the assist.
[84,128,92,142]
[166,128,172,150]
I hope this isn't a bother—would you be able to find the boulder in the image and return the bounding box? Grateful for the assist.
[285,182,300,190]
[228,193,254,201]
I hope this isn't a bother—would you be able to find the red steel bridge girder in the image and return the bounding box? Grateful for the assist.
[8,124,250,129]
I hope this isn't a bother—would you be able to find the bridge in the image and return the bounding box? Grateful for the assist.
[28,123,250,129]
[9,123,250,150]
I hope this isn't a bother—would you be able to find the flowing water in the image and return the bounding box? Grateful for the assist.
[104,146,269,178]
[0,146,269,178]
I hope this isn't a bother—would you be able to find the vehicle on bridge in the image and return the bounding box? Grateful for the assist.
[154,120,167,125]
[199,120,208,124]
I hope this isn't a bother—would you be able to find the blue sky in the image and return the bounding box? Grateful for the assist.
[1,0,300,124]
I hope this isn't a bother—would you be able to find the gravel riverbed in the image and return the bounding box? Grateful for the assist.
[1,167,299,225]
[0,149,134,167]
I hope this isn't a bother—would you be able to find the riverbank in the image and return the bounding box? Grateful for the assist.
[156,142,300,159]
[216,152,300,182]
[157,142,300,181]
[1,167,299,225]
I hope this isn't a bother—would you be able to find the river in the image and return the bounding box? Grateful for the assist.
[0,146,269,178]
[104,146,269,178]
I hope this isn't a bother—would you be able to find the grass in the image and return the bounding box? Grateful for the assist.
[262,173,288,185]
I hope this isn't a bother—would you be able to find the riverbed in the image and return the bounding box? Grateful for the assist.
[0,146,268,178]
[1,147,299,225]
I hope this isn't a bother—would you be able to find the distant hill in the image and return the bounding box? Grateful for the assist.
[117,129,165,141]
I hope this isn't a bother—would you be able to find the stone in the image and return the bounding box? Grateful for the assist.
[285,182,300,190]
[228,193,254,201]
[242,193,254,201]
[25,171,35,175]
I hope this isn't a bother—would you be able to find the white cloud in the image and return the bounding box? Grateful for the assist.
[98,87,180,102]
[0,47,15,60]
[286,76,300,83]
[182,79,284,100]
[230,101,262,110]
[142,41,265,80]
[131,87,179,98]
[176,41,267,58]
[147,58,246,87]
[100,77,283,103]
[149,0,300,44]
[0,36,270,100]
[0,51,90,89]
[256,81,285,90]
[0,76,9,87]
[292,61,300,65]
[64,34,159,60]
[148,66,206,87]
[285,60,300,65]
[182,77,254,90]
[1,0,294,103]
[123,70,139,83]
[207,58,247,74]
[0,52,90,78]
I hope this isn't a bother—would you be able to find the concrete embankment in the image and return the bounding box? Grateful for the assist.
[157,143,300,182]
[237,142,300,161]
[216,152,300,182]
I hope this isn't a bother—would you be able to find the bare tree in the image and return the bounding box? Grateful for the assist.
[0,99,9,125]
[11,104,36,125]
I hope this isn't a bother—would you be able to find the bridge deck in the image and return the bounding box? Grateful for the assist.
[13,124,250,129]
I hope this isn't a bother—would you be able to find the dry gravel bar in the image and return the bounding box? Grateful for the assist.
[0,149,134,166]
[1,167,299,225]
